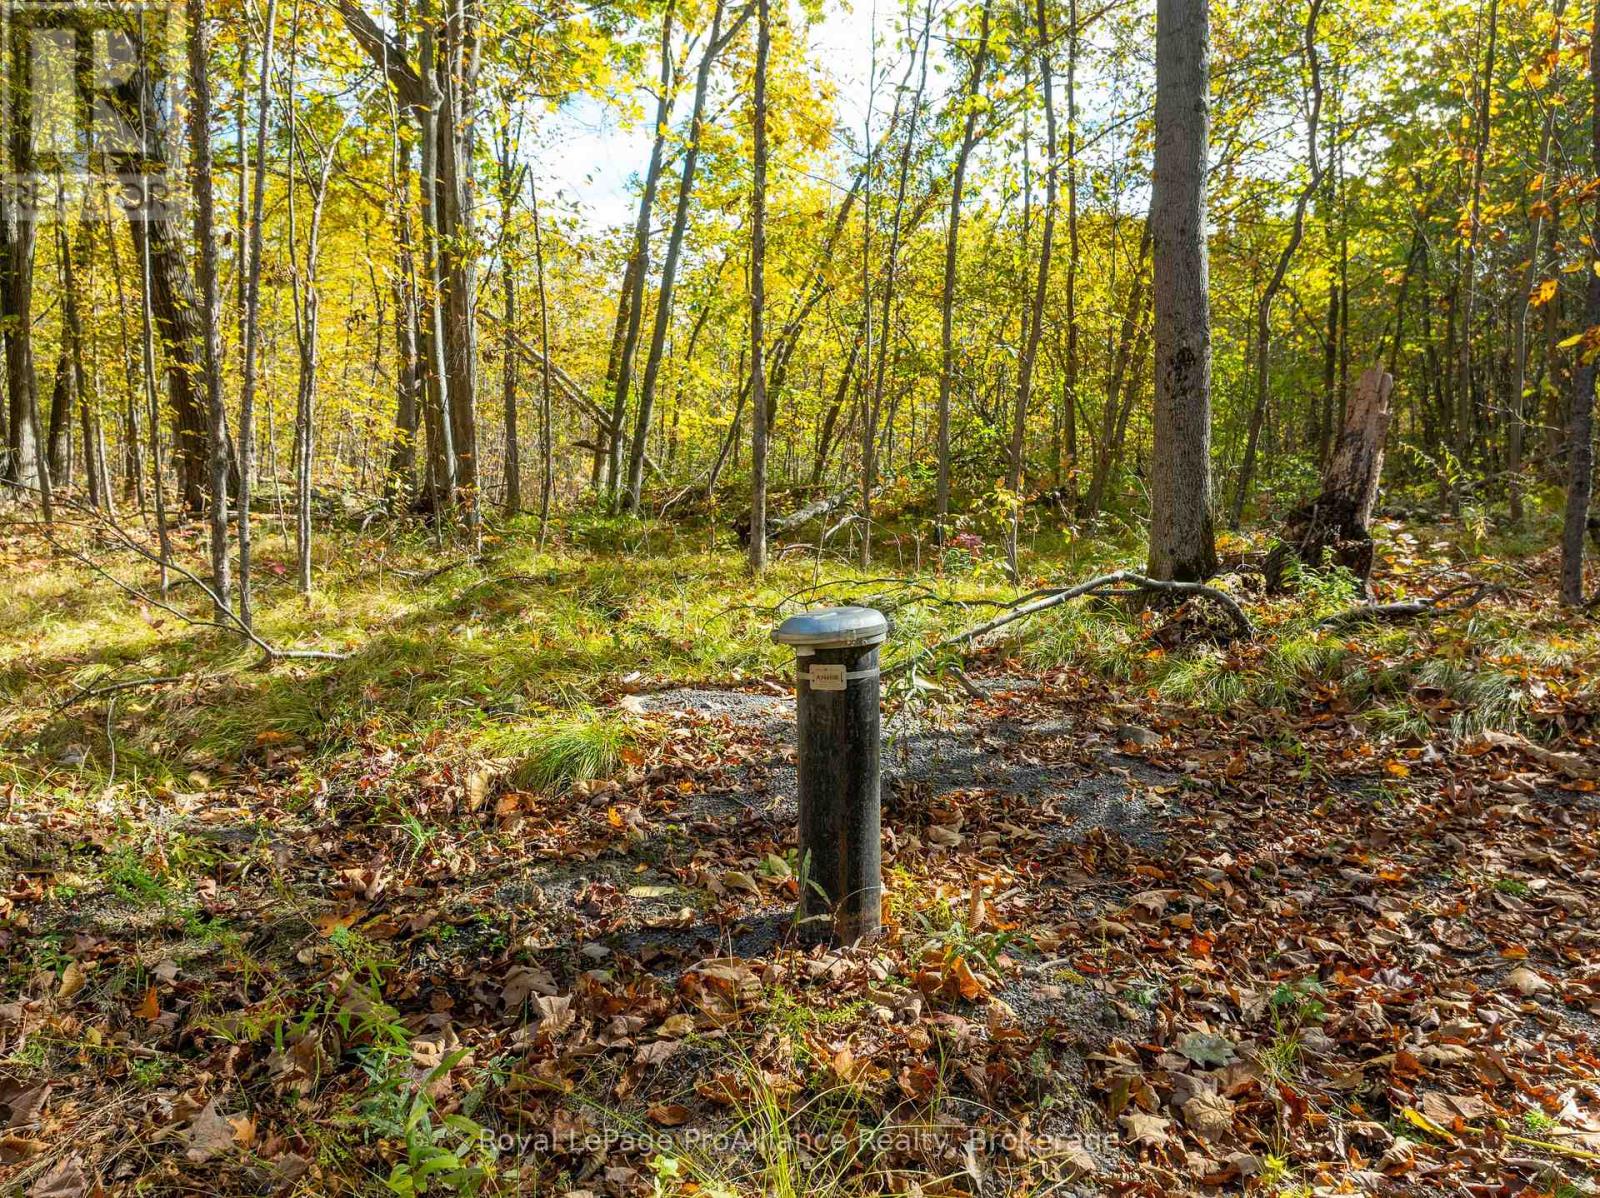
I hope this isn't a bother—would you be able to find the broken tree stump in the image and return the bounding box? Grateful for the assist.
[1267,365,1395,592]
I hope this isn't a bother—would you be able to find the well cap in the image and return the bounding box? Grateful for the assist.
[772,605,888,649]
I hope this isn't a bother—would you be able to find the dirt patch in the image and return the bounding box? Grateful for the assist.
[637,682,1179,850]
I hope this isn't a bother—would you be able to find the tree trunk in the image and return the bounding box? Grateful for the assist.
[436,0,481,520]
[1061,0,1081,501]
[1560,0,1600,606]
[1453,0,1498,503]
[1008,0,1058,578]
[1230,0,1324,527]
[607,4,675,493]
[1,173,41,504]
[238,0,280,627]
[1509,0,1563,522]
[530,177,553,544]
[935,0,994,539]
[189,0,230,612]
[1146,0,1217,583]
[1270,366,1393,590]
[385,130,423,511]
[623,0,747,513]
[497,121,521,514]
[747,0,770,571]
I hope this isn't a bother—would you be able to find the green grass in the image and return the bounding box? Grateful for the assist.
[493,710,633,793]
[1,506,1593,825]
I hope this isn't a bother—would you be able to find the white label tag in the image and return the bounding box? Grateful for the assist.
[806,663,847,691]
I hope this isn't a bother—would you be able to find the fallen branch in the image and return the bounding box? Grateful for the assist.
[1318,582,1498,630]
[51,674,193,715]
[884,569,1253,679]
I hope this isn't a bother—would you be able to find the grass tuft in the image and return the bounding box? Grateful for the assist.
[496,710,632,793]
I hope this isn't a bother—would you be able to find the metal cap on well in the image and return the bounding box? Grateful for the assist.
[772,605,888,649]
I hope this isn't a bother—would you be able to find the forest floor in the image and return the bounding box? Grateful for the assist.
[0,503,1598,1197]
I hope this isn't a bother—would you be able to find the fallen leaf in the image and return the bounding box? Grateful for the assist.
[1120,1110,1171,1148]
[1182,1090,1235,1142]
[1506,966,1552,996]
[28,1155,89,1198]
[57,962,85,1002]
[1176,1031,1236,1067]
[185,1099,241,1163]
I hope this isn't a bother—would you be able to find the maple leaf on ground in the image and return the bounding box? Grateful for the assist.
[1120,1110,1171,1149]
[1181,1090,1236,1142]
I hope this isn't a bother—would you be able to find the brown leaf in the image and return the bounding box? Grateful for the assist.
[646,1103,690,1126]
[1181,1090,1236,1142]
[57,962,85,1002]
[535,994,576,1035]
[28,1155,90,1198]
[184,1099,241,1163]
[1120,1110,1171,1148]
[134,986,161,1023]
[501,966,559,1010]
[1,1083,49,1129]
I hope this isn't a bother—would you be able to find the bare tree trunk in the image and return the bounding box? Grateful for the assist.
[1008,0,1058,578]
[436,0,481,527]
[1230,0,1324,527]
[1509,0,1563,522]
[1560,0,1600,606]
[1061,0,1081,500]
[860,23,879,567]
[607,3,675,494]
[624,0,749,513]
[138,176,172,591]
[935,0,994,540]
[747,0,770,571]
[1147,0,1217,582]
[1,171,41,505]
[238,0,280,628]
[189,0,230,613]
[385,128,422,510]
[496,117,522,514]
[530,177,553,545]
[1270,366,1394,590]
[1453,0,1498,504]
